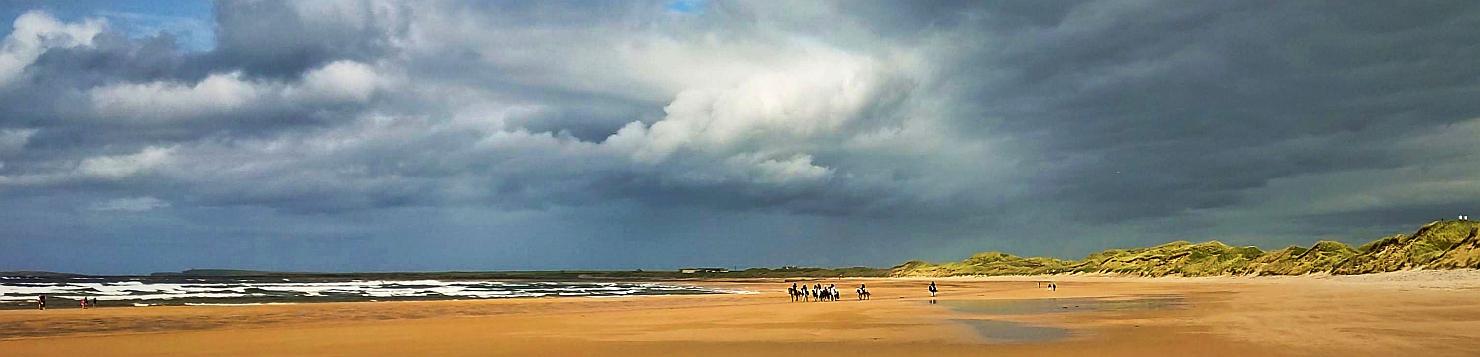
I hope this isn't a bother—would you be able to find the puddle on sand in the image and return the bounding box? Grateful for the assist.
[955,319,1070,343]
[940,295,1184,343]
[941,295,1184,315]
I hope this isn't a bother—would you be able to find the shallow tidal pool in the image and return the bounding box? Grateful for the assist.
[941,295,1185,342]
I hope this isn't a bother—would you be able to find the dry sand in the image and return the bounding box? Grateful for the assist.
[4,271,1480,356]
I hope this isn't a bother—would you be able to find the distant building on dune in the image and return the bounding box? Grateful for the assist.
[1461,214,1470,221]
[678,268,729,274]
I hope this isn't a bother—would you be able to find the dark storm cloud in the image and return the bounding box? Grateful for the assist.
[1,1,1478,273]
[0,10,383,183]
[209,0,410,78]
[925,0,1480,221]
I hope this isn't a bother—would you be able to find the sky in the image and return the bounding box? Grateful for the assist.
[1,1,1478,274]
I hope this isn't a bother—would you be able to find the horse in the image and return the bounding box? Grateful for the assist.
[856,287,870,300]
[788,286,799,302]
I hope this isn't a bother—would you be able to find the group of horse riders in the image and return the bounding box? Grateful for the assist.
[788,282,870,302]
[787,281,954,302]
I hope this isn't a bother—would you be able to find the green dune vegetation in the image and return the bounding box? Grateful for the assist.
[892,220,1480,277]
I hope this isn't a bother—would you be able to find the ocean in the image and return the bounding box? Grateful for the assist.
[0,276,748,309]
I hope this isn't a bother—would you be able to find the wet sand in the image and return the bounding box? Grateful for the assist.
[3,272,1480,356]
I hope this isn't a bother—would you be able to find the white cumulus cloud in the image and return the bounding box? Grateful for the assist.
[76,146,175,179]
[293,60,383,103]
[88,196,171,212]
[0,11,104,87]
[89,72,262,122]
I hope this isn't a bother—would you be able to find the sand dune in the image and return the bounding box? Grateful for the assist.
[894,220,1480,277]
[3,273,1480,356]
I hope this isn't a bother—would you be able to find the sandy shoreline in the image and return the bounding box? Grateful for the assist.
[3,271,1480,356]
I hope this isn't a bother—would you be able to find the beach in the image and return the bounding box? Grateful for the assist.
[4,272,1480,356]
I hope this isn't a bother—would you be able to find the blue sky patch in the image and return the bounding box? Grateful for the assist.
[1,0,214,51]
[665,0,707,14]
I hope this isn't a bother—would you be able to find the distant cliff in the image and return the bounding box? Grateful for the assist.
[892,220,1480,277]
[0,271,85,278]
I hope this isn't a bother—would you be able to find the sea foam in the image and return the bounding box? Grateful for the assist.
[0,277,742,306]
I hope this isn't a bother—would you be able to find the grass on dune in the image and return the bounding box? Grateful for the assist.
[892,220,1480,278]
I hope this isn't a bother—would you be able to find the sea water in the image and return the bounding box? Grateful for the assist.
[0,276,747,308]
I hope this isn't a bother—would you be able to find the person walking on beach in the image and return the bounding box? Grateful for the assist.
[81,296,88,309]
[928,281,938,297]
[37,295,46,310]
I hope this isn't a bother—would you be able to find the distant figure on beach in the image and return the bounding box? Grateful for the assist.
[1050,283,1057,291]
[801,284,810,302]
[928,281,938,297]
[92,297,99,308]
[38,295,46,310]
[857,284,870,300]
[81,296,88,309]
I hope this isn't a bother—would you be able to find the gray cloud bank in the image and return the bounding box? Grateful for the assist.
[2,1,1478,274]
